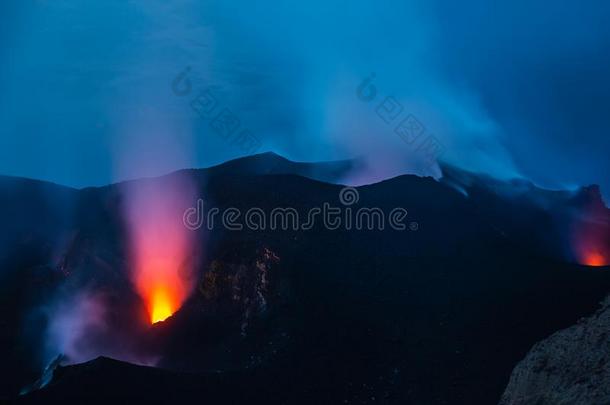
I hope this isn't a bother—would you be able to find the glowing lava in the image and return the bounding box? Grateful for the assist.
[571,188,609,267]
[573,229,609,267]
[151,288,173,323]
[124,178,197,324]
[582,251,607,267]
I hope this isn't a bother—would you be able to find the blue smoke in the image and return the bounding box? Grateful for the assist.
[0,0,609,198]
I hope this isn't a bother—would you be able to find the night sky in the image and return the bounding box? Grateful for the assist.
[1,0,609,201]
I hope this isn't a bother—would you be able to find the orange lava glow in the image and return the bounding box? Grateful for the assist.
[135,256,187,324]
[582,251,607,267]
[124,179,197,324]
[574,233,609,267]
[571,198,609,267]
[151,288,173,323]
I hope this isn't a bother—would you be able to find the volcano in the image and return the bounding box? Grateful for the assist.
[1,153,609,404]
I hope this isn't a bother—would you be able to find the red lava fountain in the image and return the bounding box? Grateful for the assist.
[124,178,197,324]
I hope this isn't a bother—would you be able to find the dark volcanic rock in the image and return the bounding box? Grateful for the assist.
[3,153,610,404]
[500,295,610,405]
[17,356,271,404]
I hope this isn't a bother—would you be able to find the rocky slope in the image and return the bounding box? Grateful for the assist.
[2,153,610,403]
[500,296,610,405]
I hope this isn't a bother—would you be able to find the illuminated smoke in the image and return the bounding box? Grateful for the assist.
[571,187,610,267]
[123,175,197,323]
[44,291,107,364]
[573,219,609,267]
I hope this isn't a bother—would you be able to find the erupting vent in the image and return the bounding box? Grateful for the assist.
[151,287,173,324]
[581,251,607,267]
[572,197,609,267]
[124,178,197,324]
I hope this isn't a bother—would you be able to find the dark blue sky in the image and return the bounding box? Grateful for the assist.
[1,0,609,200]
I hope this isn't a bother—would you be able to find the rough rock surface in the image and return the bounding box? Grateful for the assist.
[500,295,610,405]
